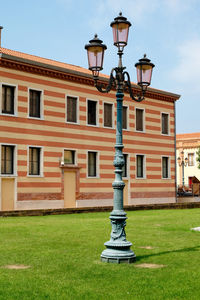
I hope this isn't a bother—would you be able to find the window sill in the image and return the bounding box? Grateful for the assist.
[135,129,145,133]
[87,124,99,128]
[103,126,115,130]
[60,164,81,170]
[161,133,170,136]
[28,116,44,120]
[122,128,130,131]
[0,174,17,178]
[1,113,17,117]
[66,121,80,125]
[27,175,44,178]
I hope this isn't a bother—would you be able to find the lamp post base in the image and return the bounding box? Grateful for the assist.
[100,211,136,264]
[101,244,136,264]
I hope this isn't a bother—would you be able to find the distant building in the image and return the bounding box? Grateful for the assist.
[0,45,180,211]
[176,133,200,188]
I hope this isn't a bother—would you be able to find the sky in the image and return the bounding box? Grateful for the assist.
[0,0,200,134]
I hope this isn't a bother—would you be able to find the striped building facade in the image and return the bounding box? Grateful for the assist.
[176,133,200,188]
[0,47,180,211]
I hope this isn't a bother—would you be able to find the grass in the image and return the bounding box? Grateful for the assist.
[0,208,200,300]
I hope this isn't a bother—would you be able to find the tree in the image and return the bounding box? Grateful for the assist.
[196,147,200,169]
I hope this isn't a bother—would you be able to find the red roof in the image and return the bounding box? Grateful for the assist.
[177,133,200,140]
[0,47,92,75]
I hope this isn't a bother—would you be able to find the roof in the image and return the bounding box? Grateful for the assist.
[177,133,200,140]
[0,47,91,75]
[0,47,180,100]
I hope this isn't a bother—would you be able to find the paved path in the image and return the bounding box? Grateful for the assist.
[177,196,200,203]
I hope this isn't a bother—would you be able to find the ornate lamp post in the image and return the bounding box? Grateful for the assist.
[177,150,188,187]
[85,12,155,263]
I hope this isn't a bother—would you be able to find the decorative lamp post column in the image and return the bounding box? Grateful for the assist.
[177,150,188,187]
[85,12,155,264]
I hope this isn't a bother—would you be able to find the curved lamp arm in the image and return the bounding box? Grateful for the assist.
[94,68,116,93]
[123,71,145,102]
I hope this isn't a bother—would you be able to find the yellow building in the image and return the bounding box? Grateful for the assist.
[0,46,180,211]
[176,133,200,188]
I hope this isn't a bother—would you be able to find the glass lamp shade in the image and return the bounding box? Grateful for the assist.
[85,34,107,78]
[110,12,131,49]
[135,54,155,88]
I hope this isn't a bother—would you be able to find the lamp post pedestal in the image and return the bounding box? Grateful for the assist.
[101,91,136,263]
[101,211,136,263]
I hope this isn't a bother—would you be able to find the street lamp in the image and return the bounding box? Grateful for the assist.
[85,12,155,264]
[177,150,188,187]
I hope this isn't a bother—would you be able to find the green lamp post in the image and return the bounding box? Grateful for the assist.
[85,12,155,263]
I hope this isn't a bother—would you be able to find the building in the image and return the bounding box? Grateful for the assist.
[0,44,180,211]
[176,133,200,188]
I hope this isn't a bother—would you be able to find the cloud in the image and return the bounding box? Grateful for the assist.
[163,0,197,13]
[170,37,200,93]
[88,0,198,31]
[88,0,158,31]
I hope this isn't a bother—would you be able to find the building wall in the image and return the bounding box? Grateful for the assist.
[176,142,200,187]
[0,63,177,210]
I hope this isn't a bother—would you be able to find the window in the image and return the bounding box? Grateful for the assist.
[64,150,75,164]
[136,155,145,178]
[122,154,128,177]
[104,103,113,128]
[1,145,14,174]
[161,113,169,135]
[136,108,144,132]
[2,85,15,115]
[29,147,41,176]
[29,89,41,118]
[122,106,128,129]
[162,156,170,178]
[88,151,97,177]
[87,100,97,126]
[67,96,77,123]
[188,153,194,166]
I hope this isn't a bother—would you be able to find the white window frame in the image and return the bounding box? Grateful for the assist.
[122,153,129,179]
[87,150,99,178]
[188,152,195,167]
[135,107,145,133]
[66,94,79,125]
[0,143,17,177]
[122,105,129,131]
[161,112,170,136]
[103,101,114,129]
[136,154,146,179]
[0,83,18,117]
[27,146,44,177]
[62,148,77,165]
[28,88,44,120]
[162,156,171,179]
[87,99,99,127]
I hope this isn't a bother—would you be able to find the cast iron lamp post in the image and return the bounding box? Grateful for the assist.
[85,12,155,263]
[177,151,188,187]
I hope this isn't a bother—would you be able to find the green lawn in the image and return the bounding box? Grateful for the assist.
[0,208,200,300]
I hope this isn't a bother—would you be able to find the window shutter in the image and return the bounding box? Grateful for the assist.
[136,109,143,131]
[67,97,77,123]
[104,103,112,127]
[123,106,127,129]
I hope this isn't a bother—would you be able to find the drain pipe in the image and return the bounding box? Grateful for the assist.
[0,26,3,48]
[174,101,177,203]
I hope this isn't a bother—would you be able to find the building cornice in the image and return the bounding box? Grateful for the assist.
[0,53,180,102]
